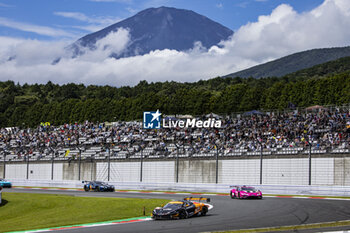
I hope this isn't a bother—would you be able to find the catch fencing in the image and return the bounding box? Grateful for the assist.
[1,142,350,186]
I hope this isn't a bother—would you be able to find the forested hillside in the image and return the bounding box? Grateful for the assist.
[1,57,350,127]
[226,46,350,78]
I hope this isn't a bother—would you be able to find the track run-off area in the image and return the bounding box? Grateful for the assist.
[3,188,350,233]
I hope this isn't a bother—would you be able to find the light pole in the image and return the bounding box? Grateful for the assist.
[26,148,30,180]
[304,134,312,185]
[174,142,180,183]
[140,144,144,182]
[257,138,263,185]
[2,147,6,179]
[78,145,83,181]
[107,143,111,182]
[51,147,55,180]
[308,139,312,186]
[214,141,219,184]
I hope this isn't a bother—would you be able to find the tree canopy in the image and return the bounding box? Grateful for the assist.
[1,57,350,127]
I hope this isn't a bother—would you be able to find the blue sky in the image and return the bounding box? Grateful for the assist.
[0,0,324,41]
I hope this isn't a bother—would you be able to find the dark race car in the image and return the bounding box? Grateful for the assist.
[0,178,12,188]
[83,181,115,192]
[152,197,212,220]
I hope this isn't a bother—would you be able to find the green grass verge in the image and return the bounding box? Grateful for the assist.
[0,193,169,232]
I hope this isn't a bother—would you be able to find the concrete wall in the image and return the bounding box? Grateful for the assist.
[2,157,350,186]
[334,157,350,186]
[263,158,309,185]
[143,161,175,183]
[312,158,334,185]
[28,163,51,180]
[220,160,260,184]
[0,164,3,178]
[110,162,140,182]
[97,161,174,182]
[6,164,27,179]
[62,161,96,181]
[178,160,217,183]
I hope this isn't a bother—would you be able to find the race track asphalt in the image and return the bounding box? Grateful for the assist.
[4,188,350,233]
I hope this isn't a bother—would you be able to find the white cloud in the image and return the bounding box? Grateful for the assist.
[0,2,13,7]
[126,7,138,14]
[0,17,75,37]
[54,12,121,32]
[54,12,120,25]
[216,3,223,9]
[0,0,350,86]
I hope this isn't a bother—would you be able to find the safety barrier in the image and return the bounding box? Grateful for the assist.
[9,179,350,197]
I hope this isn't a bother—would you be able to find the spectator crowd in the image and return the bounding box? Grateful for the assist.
[0,107,349,160]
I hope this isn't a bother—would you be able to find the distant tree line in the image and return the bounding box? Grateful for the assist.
[0,58,350,127]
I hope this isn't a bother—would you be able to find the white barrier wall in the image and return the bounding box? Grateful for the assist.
[2,156,350,186]
[96,163,108,181]
[263,158,309,185]
[53,163,64,180]
[334,157,350,186]
[110,162,140,182]
[6,164,26,179]
[0,165,3,178]
[221,160,260,184]
[179,160,217,183]
[143,161,175,182]
[312,158,334,185]
[28,163,51,180]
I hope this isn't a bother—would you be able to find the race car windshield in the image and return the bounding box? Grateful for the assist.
[94,181,107,185]
[163,203,182,209]
[241,187,257,191]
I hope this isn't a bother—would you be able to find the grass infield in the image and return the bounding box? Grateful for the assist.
[0,192,169,232]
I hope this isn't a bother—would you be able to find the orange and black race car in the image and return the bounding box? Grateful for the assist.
[151,197,212,220]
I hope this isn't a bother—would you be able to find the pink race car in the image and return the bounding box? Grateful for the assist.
[230,185,263,199]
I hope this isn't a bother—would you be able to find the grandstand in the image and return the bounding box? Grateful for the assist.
[0,105,349,162]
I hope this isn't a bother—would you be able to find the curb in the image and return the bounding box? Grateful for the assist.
[8,217,152,233]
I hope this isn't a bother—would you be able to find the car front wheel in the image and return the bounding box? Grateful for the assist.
[179,210,188,219]
[201,206,208,216]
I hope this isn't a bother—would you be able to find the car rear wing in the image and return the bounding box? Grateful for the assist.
[183,197,210,203]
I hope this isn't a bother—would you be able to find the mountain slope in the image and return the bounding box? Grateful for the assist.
[226,46,350,78]
[72,6,233,58]
[283,56,350,79]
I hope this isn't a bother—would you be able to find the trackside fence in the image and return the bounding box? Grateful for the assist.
[1,144,350,186]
